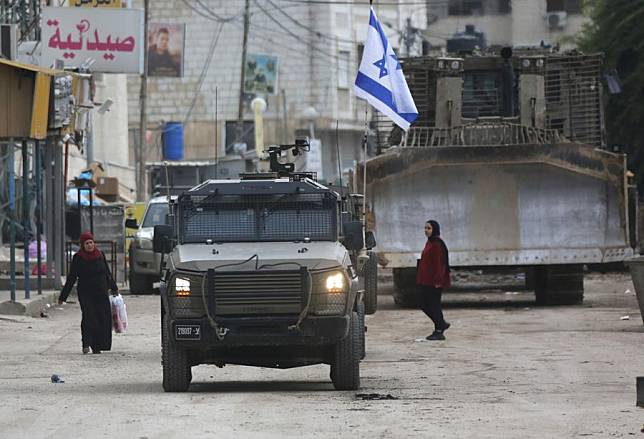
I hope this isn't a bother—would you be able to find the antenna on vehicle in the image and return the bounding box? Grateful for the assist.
[336,120,343,192]
[163,160,171,205]
[215,86,218,179]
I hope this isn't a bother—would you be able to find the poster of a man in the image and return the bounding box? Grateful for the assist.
[244,54,279,97]
[147,23,185,77]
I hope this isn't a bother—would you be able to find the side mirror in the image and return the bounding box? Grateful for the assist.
[342,221,364,251]
[125,218,139,229]
[365,231,376,250]
[153,225,174,253]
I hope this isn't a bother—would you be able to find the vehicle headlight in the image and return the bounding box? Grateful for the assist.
[170,274,206,318]
[175,277,191,296]
[310,270,349,316]
[325,272,345,293]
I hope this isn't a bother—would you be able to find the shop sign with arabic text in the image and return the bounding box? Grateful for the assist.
[68,0,122,7]
[41,7,143,74]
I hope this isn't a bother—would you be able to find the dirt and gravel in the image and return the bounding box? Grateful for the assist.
[0,271,642,438]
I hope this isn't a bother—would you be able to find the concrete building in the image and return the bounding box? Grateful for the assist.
[127,0,427,184]
[425,0,586,49]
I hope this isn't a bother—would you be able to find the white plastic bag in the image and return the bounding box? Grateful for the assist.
[110,293,128,333]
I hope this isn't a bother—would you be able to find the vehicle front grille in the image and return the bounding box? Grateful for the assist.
[211,270,306,316]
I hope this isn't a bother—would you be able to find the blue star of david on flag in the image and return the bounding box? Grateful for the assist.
[354,8,418,131]
[373,56,388,78]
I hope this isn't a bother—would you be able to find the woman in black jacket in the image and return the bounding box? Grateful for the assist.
[58,231,118,354]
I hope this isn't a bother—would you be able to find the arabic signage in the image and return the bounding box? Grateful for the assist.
[41,7,143,74]
[69,0,122,7]
[244,53,279,97]
[147,23,185,77]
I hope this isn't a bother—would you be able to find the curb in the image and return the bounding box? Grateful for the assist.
[0,291,60,317]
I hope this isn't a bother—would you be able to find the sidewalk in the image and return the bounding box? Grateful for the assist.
[0,282,129,317]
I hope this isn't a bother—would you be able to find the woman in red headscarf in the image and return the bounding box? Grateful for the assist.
[58,232,118,354]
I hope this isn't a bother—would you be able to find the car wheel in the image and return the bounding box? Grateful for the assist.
[330,311,361,390]
[363,251,378,314]
[162,314,191,392]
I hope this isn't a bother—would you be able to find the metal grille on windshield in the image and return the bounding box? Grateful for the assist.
[180,192,337,243]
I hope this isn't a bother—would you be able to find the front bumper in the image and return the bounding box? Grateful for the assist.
[170,314,349,347]
[131,246,162,275]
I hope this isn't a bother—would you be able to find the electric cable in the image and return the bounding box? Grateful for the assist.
[253,0,344,62]
[184,21,226,124]
[194,0,244,22]
[180,0,243,23]
[265,0,356,44]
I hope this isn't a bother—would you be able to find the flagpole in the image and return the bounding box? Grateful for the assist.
[361,101,368,247]
[364,0,372,249]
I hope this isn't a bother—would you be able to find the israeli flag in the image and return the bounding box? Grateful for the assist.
[355,8,418,131]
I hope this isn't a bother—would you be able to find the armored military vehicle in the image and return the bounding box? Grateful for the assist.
[153,140,375,391]
[365,49,636,306]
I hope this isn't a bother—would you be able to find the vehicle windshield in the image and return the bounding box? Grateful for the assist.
[179,192,337,243]
[142,203,169,228]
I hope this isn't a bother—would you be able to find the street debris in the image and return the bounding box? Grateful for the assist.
[414,338,428,342]
[356,393,398,401]
[624,289,633,295]
[620,315,630,321]
[50,374,65,384]
[40,311,48,318]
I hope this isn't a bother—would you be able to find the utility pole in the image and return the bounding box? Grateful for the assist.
[235,0,250,147]
[403,17,415,56]
[137,0,149,201]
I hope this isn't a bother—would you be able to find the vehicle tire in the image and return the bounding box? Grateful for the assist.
[330,311,361,390]
[162,314,191,392]
[363,251,378,315]
[534,264,584,305]
[393,267,419,308]
[129,268,149,294]
[357,301,366,360]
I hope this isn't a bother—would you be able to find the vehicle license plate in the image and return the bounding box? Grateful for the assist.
[175,324,201,340]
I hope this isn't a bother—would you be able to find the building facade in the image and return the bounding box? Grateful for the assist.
[127,0,427,183]
[425,0,586,49]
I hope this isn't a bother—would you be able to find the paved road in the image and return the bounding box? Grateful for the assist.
[0,272,642,438]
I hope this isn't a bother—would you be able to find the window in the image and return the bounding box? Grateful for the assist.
[338,50,350,89]
[357,44,364,65]
[448,0,484,16]
[565,0,583,13]
[142,203,169,228]
[498,0,511,14]
[546,0,565,11]
[547,0,582,13]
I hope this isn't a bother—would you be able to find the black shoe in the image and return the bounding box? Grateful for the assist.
[91,348,101,354]
[440,322,451,332]
[426,331,446,341]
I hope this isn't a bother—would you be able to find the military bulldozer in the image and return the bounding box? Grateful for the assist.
[364,49,637,306]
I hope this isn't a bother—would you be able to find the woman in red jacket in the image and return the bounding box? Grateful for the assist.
[416,220,451,340]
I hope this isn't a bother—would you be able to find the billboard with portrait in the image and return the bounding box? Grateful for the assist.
[244,53,279,97]
[147,23,185,77]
